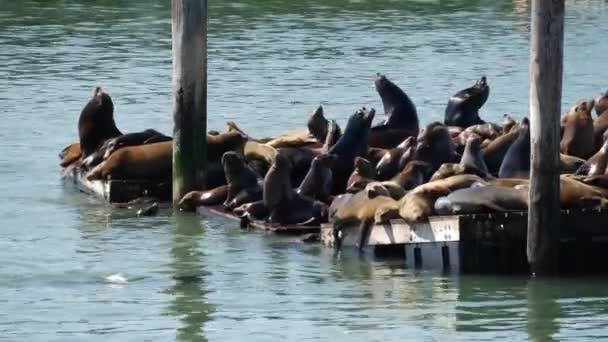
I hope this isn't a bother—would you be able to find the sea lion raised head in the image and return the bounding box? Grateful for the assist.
[560,99,595,159]
[596,90,608,116]
[297,153,336,202]
[78,86,122,157]
[307,105,329,142]
[498,117,530,179]
[444,76,489,128]
[460,135,489,176]
[263,153,293,210]
[374,73,418,132]
[346,157,376,193]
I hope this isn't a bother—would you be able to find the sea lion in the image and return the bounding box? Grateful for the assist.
[414,122,458,171]
[434,185,528,215]
[460,135,489,176]
[297,154,335,203]
[87,141,172,181]
[78,87,122,157]
[389,160,433,190]
[103,129,171,159]
[429,163,486,181]
[593,107,608,150]
[502,113,518,134]
[577,139,608,176]
[346,157,376,193]
[328,193,354,220]
[558,154,586,174]
[373,73,418,133]
[329,107,375,194]
[399,174,487,223]
[462,122,501,141]
[59,143,82,167]
[518,175,608,209]
[498,117,530,179]
[482,126,520,175]
[222,152,262,210]
[232,200,269,221]
[263,153,327,225]
[560,99,595,159]
[596,90,608,116]
[207,131,247,162]
[375,136,416,180]
[307,105,329,142]
[444,76,489,128]
[178,185,229,211]
[321,119,342,153]
[363,181,406,201]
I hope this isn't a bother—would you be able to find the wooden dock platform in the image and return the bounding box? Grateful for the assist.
[61,164,170,204]
[322,210,608,273]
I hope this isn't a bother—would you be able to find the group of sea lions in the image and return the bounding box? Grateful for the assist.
[60,78,608,247]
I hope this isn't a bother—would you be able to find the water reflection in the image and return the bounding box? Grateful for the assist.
[166,212,213,342]
[527,278,560,342]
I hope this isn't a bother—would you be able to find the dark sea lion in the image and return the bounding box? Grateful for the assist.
[399,174,487,223]
[277,146,318,186]
[373,73,418,133]
[482,126,520,175]
[414,122,458,171]
[593,107,608,151]
[263,153,327,225]
[596,90,608,116]
[434,185,528,215]
[328,193,354,220]
[329,108,375,194]
[87,141,172,181]
[307,105,329,142]
[498,117,530,179]
[517,175,608,209]
[78,87,122,157]
[59,143,82,167]
[375,136,416,180]
[297,154,335,203]
[136,202,160,217]
[222,152,262,210]
[365,147,389,166]
[462,122,501,141]
[460,135,489,176]
[346,157,376,193]
[389,160,432,190]
[233,200,269,221]
[178,185,229,211]
[444,76,489,128]
[560,99,595,159]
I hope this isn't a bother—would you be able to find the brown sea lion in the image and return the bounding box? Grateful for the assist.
[59,143,82,167]
[103,129,171,159]
[490,178,530,188]
[502,113,518,134]
[297,154,335,203]
[207,131,247,162]
[363,181,406,201]
[375,136,416,180]
[233,200,269,221]
[498,117,530,178]
[263,153,327,225]
[399,174,487,223]
[596,90,608,116]
[389,160,433,190]
[78,87,122,157]
[559,154,586,174]
[222,152,262,210]
[593,107,608,150]
[434,185,528,215]
[429,163,488,181]
[178,185,229,212]
[414,122,458,171]
[321,119,342,153]
[365,147,388,166]
[462,122,501,141]
[346,157,376,193]
[517,175,608,209]
[482,126,520,175]
[560,99,595,159]
[577,139,608,176]
[87,141,172,181]
[444,76,489,128]
[460,135,489,176]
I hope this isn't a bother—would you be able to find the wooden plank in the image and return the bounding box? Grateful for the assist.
[171,0,208,205]
[528,0,565,275]
[196,205,320,235]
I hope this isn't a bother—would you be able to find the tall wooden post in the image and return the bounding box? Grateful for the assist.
[172,0,207,206]
[527,0,564,275]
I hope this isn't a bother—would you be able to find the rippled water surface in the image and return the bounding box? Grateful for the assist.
[2,0,608,341]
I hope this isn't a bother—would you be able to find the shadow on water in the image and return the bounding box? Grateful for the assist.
[165,212,214,342]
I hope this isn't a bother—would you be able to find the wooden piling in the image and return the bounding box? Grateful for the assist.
[171,0,208,205]
[527,0,564,275]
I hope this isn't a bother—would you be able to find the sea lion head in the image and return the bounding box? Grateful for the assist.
[92,86,114,113]
[596,90,608,116]
[353,157,375,178]
[414,122,455,167]
[364,182,391,199]
[307,105,328,141]
[572,98,595,118]
[222,151,246,180]
[502,113,517,133]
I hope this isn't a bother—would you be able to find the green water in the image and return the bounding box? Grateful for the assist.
[2,0,608,341]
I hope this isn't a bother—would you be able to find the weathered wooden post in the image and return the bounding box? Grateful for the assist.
[527,0,564,275]
[172,0,208,206]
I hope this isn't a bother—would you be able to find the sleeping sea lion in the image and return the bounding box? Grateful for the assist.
[78,87,122,157]
[560,99,595,159]
[498,117,530,178]
[178,185,229,211]
[434,185,528,215]
[444,76,489,128]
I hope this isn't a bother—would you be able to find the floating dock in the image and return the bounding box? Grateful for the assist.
[322,210,608,274]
